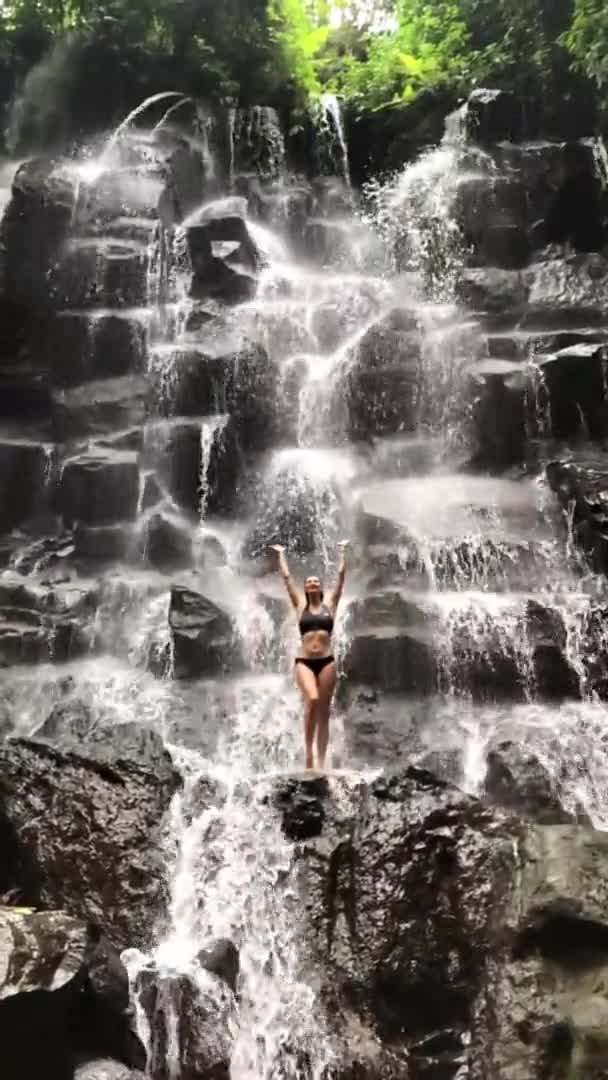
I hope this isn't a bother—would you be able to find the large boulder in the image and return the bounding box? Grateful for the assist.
[278,766,608,1079]
[58,450,140,527]
[342,592,437,695]
[0,910,145,1078]
[135,964,233,1080]
[484,739,580,824]
[169,586,237,679]
[0,159,76,332]
[0,575,97,667]
[187,199,259,305]
[0,733,179,947]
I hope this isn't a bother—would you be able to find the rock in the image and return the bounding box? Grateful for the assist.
[144,417,238,516]
[537,141,606,253]
[342,314,423,440]
[136,965,232,1080]
[75,1063,145,1080]
[74,522,135,563]
[525,598,580,700]
[533,343,608,440]
[169,586,237,678]
[454,176,529,261]
[522,254,608,330]
[0,911,145,1077]
[197,939,239,994]
[0,367,52,420]
[154,337,276,451]
[0,576,96,666]
[343,593,437,694]
[0,440,52,528]
[52,240,148,309]
[58,451,140,527]
[0,735,179,947]
[45,312,146,388]
[464,88,523,145]
[232,106,285,178]
[0,158,76,325]
[546,457,608,573]
[466,359,527,468]
[456,267,528,326]
[52,375,149,440]
[484,739,577,824]
[288,766,608,1078]
[141,512,192,570]
[187,205,259,304]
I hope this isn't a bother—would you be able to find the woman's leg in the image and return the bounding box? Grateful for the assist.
[315,661,337,770]
[294,662,320,769]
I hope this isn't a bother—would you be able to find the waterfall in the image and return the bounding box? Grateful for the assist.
[5,86,608,1080]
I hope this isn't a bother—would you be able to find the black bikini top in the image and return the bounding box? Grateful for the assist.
[299,603,334,638]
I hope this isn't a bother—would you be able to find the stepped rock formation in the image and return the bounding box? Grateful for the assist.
[1,87,608,1079]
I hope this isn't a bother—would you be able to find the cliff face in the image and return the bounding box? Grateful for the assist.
[1,87,608,1080]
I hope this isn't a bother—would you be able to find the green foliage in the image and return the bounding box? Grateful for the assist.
[267,0,330,100]
[562,0,608,89]
[330,0,473,110]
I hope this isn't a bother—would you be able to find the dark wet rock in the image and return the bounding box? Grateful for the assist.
[74,522,134,563]
[272,776,327,841]
[466,359,527,468]
[291,766,608,1079]
[343,593,436,694]
[484,739,578,824]
[0,159,76,330]
[546,457,608,574]
[303,219,352,263]
[522,254,608,330]
[136,965,232,1080]
[233,106,285,178]
[0,575,98,665]
[141,512,192,570]
[45,312,146,388]
[0,735,179,947]
[58,451,140,527]
[157,338,276,451]
[456,267,528,324]
[0,367,52,420]
[169,586,237,679]
[52,241,148,309]
[0,440,52,528]
[187,205,259,305]
[525,599,580,700]
[454,176,529,261]
[465,88,523,145]
[533,343,608,440]
[197,939,239,994]
[0,911,145,1077]
[532,141,606,253]
[343,314,422,439]
[146,418,238,516]
[36,697,92,741]
[52,375,149,440]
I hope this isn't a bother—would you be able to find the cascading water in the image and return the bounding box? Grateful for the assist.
[4,83,608,1080]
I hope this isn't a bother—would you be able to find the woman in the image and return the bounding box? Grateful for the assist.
[270,540,349,771]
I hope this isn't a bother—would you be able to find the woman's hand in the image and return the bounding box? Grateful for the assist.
[337,539,350,550]
[269,544,285,554]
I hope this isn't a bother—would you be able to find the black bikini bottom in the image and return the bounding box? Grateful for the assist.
[295,655,335,677]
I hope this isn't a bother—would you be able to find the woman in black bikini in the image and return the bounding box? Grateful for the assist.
[270,540,349,770]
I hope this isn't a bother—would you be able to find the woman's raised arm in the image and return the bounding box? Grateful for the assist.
[327,539,349,611]
[269,544,302,610]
